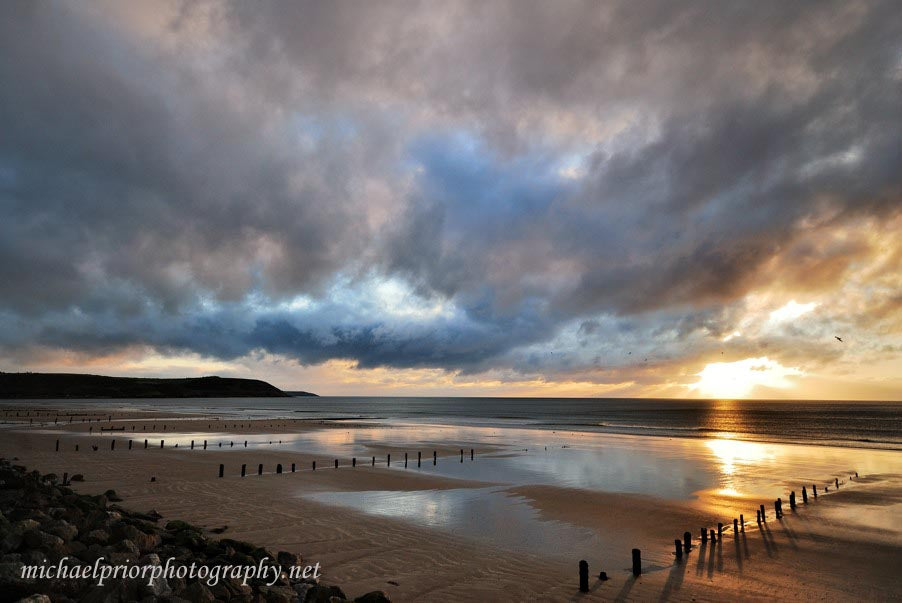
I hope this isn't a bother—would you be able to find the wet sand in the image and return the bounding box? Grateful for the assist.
[1,409,900,601]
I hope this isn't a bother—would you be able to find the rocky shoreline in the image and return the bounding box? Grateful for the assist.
[0,459,388,603]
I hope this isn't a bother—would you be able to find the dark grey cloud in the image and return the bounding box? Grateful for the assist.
[0,0,899,379]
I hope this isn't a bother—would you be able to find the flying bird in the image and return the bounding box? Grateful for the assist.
[835,336,843,343]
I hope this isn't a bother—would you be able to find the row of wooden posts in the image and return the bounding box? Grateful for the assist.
[54,438,294,452]
[215,449,477,477]
[578,471,859,593]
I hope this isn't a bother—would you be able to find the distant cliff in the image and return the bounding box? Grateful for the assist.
[0,372,315,398]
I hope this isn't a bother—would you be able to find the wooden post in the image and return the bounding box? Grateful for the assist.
[433,450,437,465]
[191,440,194,450]
[579,560,589,593]
[802,486,808,503]
[219,464,224,478]
[291,463,295,473]
[471,448,474,460]
[789,491,796,509]
[632,549,641,576]
[701,527,707,543]
[75,444,79,451]
[717,522,723,541]
[760,504,766,521]
[244,441,247,448]
[55,440,59,452]
[387,454,391,467]
[372,456,375,467]
[312,461,316,471]
[460,449,463,463]
[258,464,263,475]
[144,439,148,449]
[756,510,761,523]
[405,453,408,467]
[241,464,246,477]
[62,472,68,486]
[277,464,282,474]
[835,478,839,489]
[352,457,356,467]
[774,500,780,519]
[674,539,683,559]
[683,531,691,552]
[740,514,744,532]
[160,440,164,448]
[418,451,421,467]
[111,440,115,451]
[204,440,207,450]
[335,459,338,469]
[128,440,132,450]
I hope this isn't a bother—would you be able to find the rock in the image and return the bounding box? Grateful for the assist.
[179,581,215,603]
[70,474,85,482]
[22,529,66,555]
[12,520,40,535]
[277,550,299,567]
[83,529,110,545]
[354,592,391,603]
[259,584,297,603]
[44,519,78,541]
[15,595,51,603]
[305,584,347,603]
[103,490,123,502]
[598,571,608,580]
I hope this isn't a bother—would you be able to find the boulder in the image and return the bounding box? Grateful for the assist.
[305,584,347,603]
[355,592,391,603]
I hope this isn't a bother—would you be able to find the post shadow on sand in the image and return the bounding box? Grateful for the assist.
[659,547,689,601]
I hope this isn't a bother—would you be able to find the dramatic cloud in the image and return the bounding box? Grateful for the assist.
[1,0,900,397]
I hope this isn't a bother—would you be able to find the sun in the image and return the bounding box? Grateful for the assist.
[691,357,802,399]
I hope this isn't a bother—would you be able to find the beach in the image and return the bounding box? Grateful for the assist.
[2,400,900,601]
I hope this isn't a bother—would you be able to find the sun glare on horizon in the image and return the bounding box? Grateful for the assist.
[692,357,802,399]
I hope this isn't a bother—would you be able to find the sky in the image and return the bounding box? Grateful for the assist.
[1,1,900,399]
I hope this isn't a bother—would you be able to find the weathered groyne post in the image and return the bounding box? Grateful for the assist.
[760,504,766,521]
[710,529,716,543]
[219,464,224,478]
[160,440,164,449]
[733,518,738,535]
[674,539,683,559]
[460,449,464,463]
[203,440,207,450]
[352,457,356,467]
[55,440,59,452]
[191,440,194,450]
[433,450,437,465]
[835,477,839,489]
[418,451,422,467]
[579,560,589,592]
[144,439,148,449]
[111,440,115,451]
[372,456,375,467]
[789,491,796,510]
[291,463,296,473]
[258,464,263,476]
[128,440,132,450]
[683,531,692,552]
[701,527,707,543]
[717,522,723,541]
[471,448,474,460]
[632,549,641,576]
[387,454,391,467]
[334,459,338,469]
[802,486,808,504]
[241,464,246,477]
[812,484,817,498]
[739,514,744,532]
[312,461,316,471]
[405,453,408,468]
[277,464,282,474]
